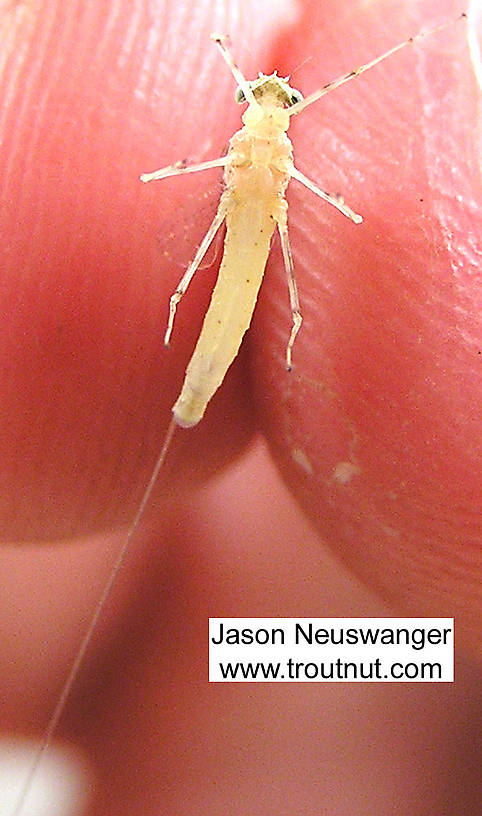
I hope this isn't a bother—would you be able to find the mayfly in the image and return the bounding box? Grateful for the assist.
[11,14,468,816]
[140,32,366,429]
[140,17,466,432]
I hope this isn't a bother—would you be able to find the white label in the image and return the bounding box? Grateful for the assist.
[209,618,454,682]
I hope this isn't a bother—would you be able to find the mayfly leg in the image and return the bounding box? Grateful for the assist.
[164,205,227,346]
[277,220,302,371]
[141,157,229,345]
[140,156,227,183]
[290,166,363,224]
[211,33,258,105]
[287,12,467,117]
[279,169,362,372]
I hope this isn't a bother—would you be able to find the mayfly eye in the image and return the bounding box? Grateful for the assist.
[235,87,246,103]
[290,90,304,105]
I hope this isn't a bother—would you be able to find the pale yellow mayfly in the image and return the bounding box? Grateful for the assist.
[9,12,472,815]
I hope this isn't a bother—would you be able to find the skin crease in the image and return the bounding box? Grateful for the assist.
[0,0,480,813]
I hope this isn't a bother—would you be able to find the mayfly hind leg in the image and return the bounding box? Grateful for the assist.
[277,218,302,372]
[278,168,362,370]
[140,157,229,346]
[164,204,227,346]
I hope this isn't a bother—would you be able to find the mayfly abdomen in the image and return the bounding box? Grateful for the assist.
[173,195,277,427]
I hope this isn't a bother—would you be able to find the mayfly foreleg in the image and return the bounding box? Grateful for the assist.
[164,203,228,346]
[211,33,258,105]
[287,13,466,117]
[290,166,363,224]
[277,218,302,371]
[140,156,228,184]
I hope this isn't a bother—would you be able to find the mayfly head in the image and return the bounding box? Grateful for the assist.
[236,73,304,134]
[234,72,304,108]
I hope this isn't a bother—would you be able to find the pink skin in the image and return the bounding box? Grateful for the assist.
[0,0,480,813]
